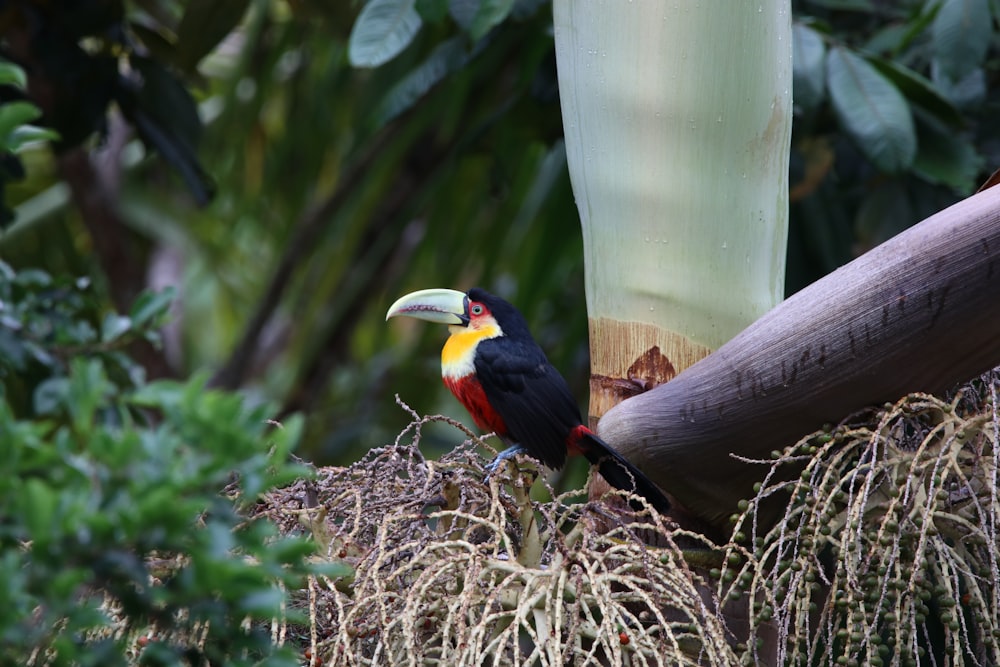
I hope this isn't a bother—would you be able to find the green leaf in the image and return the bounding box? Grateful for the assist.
[67,358,113,432]
[240,588,285,616]
[23,478,57,543]
[826,47,916,173]
[47,568,92,602]
[0,328,28,371]
[469,0,515,41]
[101,314,133,343]
[0,101,43,150]
[449,0,478,29]
[374,37,469,126]
[864,3,939,56]
[0,61,27,88]
[932,64,986,108]
[129,287,176,327]
[863,24,910,55]
[14,268,52,288]
[262,535,317,564]
[866,56,963,128]
[175,0,252,72]
[7,125,60,152]
[912,111,983,193]
[792,24,826,112]
[415,0,449,22]
[33,377,70,416]
[128,379,187,409]
[931,0,992,83]
[348,0,423,68]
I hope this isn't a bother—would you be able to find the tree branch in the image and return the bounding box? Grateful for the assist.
[598,186,1000,529]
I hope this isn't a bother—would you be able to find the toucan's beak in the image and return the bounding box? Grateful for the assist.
[386,288,469,326]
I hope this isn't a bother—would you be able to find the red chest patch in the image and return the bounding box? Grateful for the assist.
[443,375,508,437]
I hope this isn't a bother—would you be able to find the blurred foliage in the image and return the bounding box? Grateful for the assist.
[0,262,317,665]
[0,58,57,225]
[1,0,999,468]
[787,0,998,291]
[0,259,173,416]
[0,0,214,205]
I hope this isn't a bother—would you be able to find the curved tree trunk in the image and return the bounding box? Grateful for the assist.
[597,185,1000,529]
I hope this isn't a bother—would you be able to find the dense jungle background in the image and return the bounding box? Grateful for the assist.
[4,1,1000,664]
[4,0,998,465]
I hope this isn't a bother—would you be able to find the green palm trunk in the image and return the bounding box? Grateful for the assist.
[553,1,793,421]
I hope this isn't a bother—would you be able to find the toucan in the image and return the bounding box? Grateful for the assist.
[386,287,671,513]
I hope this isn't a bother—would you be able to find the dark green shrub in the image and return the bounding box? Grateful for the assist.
[0,263,316,665]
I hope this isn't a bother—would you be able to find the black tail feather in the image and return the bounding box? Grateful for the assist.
[578,432,671,514]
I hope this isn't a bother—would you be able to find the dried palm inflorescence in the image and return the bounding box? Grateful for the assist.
[254,399,731,666]
[721,370,1000,667]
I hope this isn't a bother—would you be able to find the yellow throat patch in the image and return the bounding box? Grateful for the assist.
[441,324,502,379]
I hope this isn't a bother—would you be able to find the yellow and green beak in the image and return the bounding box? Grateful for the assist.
[385,288,469,326]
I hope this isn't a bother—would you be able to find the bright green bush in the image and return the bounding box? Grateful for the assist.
[0,263,316,665]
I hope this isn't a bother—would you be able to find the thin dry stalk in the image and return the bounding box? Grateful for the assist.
[720,370,1000,667]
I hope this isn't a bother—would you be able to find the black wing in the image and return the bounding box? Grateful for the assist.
[474,336,583,470]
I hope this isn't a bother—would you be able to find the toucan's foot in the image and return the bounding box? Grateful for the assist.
[484,444,527,480]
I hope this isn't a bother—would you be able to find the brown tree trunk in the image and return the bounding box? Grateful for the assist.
[598,185,1000,530]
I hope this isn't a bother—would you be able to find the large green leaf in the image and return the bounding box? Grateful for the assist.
[931,0,992,83]
[348,0,424,68]
[792,24,826,112]
[827,47,916,173]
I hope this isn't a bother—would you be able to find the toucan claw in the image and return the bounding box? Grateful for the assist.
[483,444,528,481]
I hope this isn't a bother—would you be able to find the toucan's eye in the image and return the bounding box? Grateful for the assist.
[470,304,484,316]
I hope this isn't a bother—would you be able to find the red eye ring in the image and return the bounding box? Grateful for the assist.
[470,304,484,316]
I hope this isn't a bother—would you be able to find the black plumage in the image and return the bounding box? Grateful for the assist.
[466,289,671,513]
